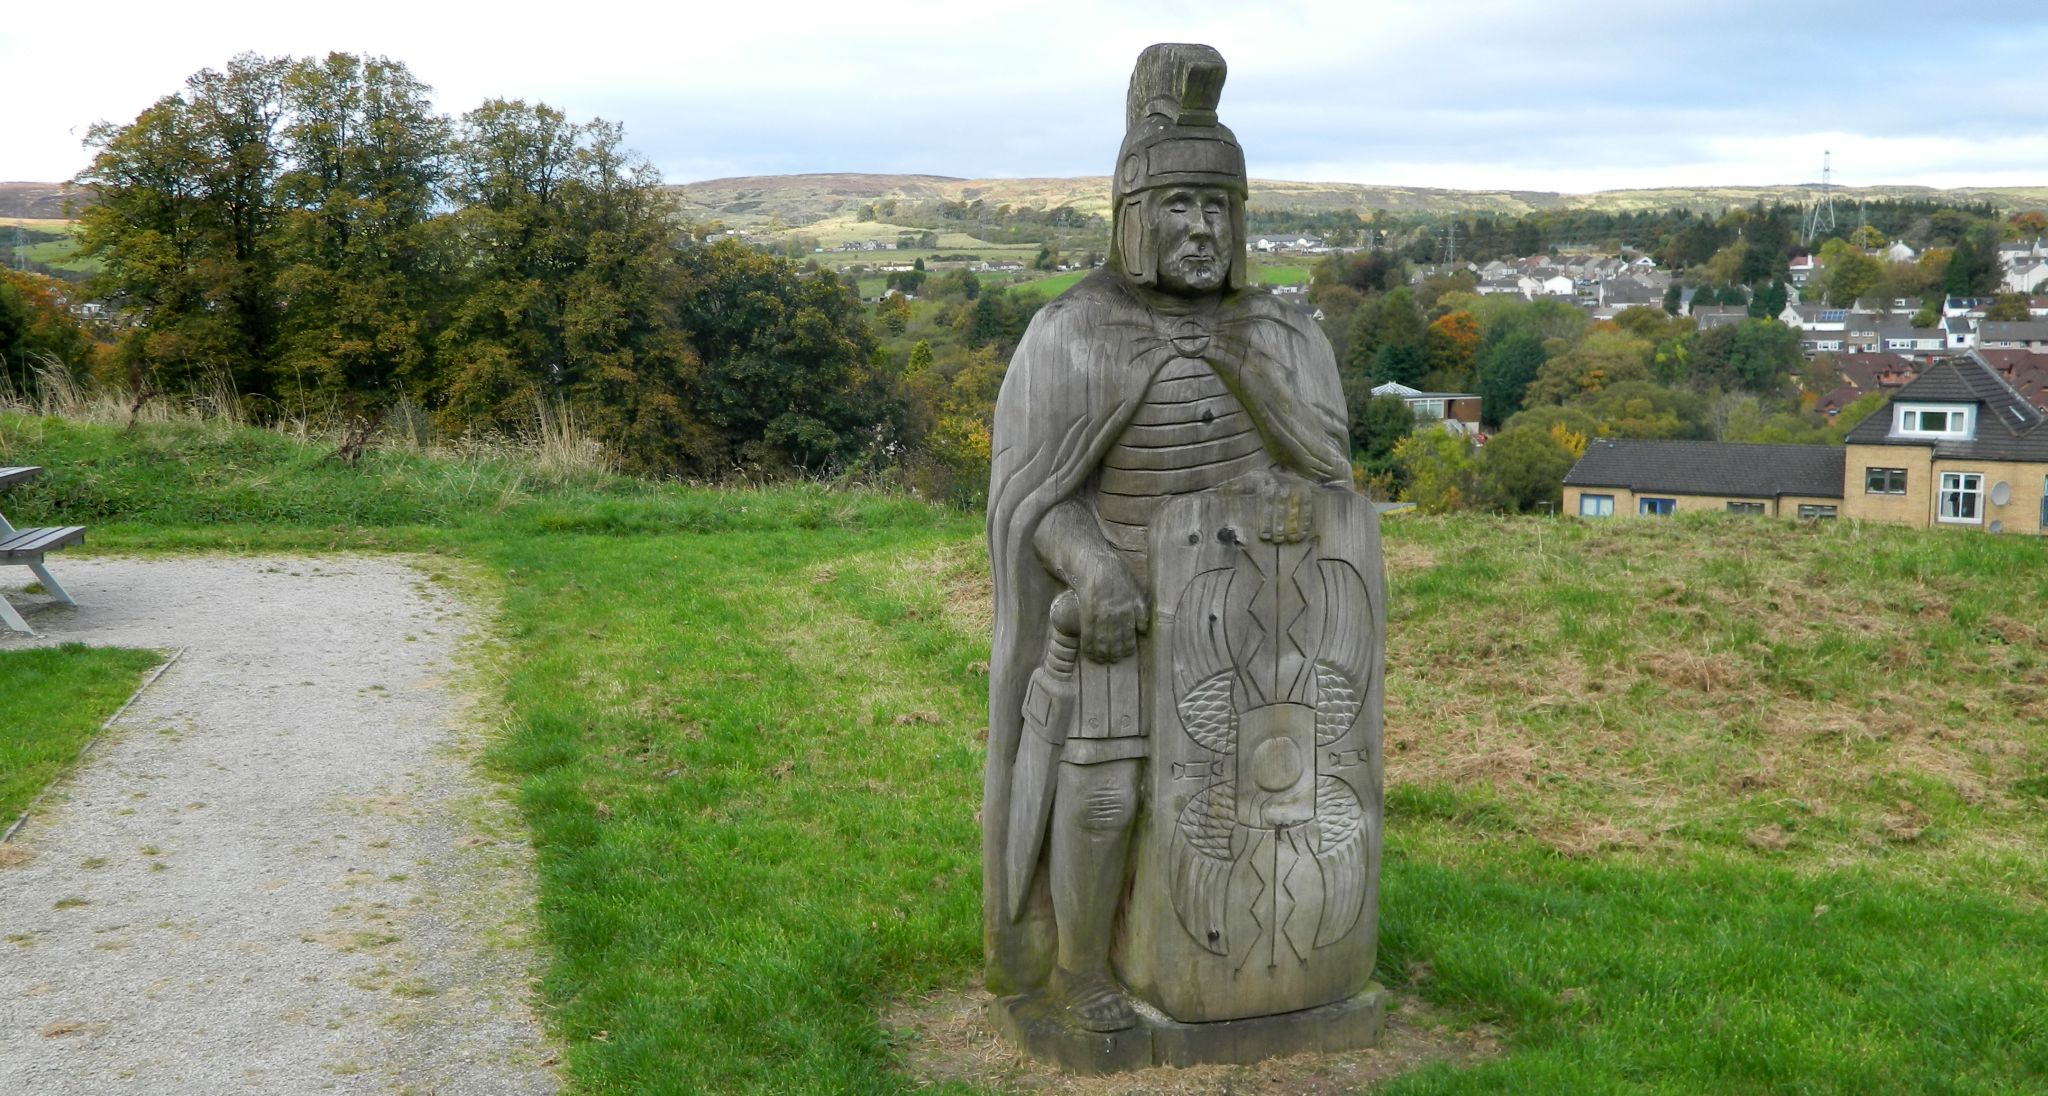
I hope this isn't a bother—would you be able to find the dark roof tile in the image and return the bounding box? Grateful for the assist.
[1564,439,1844,498]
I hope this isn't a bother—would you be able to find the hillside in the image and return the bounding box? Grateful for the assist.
[0,182,72,220]
[672,172,2048,229]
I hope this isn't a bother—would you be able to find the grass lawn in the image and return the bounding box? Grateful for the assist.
[1254,261,1315,285]
[5,409,2048,1093]
[1008,269,1086,299]
[0,644,164,821]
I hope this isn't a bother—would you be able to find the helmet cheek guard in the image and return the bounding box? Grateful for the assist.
[1110,44,1250,291]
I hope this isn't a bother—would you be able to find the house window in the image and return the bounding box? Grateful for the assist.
[1865,467,1907,495]
[1939,472,1983,523]
[1796,504,1838,520]
[1579,494,1614,517]
[1639,497,1675,516]
[1726,501,1766,515]
[1894,403,1973,438]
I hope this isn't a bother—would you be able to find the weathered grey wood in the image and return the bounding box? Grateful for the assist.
[1119,486,1383,1021]
[0,526,85,560]
[1,468,83,633]
[983,41,1385,1071]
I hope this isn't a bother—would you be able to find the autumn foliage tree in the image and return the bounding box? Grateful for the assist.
[1422,310,1479,391]
[71,53,894,478]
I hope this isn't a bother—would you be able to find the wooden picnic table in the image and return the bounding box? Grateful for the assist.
[0,466,86,634]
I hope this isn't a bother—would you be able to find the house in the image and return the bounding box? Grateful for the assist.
[1561,355,2048,534]
[1976,320,2048,351]
[1562,439,1846,519]
[1596,279,1660,312]
[2003,260,2048,296]
[1787,253,1822,287]
[1832,352,1918,393]
[1690,305,1750,331]
[1250,233,1323,252]
[1885,240,1917,263]
[1539,274,1575,297]
[1876,322,1950,360]
[1944,315,1978,351]
[1370,382,1482,431]
[1839,355,2048,533]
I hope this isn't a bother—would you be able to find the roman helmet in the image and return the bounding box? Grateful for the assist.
[1109,43,1249,291]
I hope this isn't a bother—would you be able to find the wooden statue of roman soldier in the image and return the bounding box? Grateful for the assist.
[982,42,1389,1072]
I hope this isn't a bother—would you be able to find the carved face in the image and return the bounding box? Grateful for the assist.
[1148,186,1234,296]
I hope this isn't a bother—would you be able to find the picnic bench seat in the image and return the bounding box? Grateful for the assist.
[0,467,85,635]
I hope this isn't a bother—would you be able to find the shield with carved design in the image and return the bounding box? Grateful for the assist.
[1116,485,1383,1023]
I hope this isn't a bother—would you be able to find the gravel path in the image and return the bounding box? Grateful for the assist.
[0,556,560,1095]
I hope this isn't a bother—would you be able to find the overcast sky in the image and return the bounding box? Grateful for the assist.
[7,0,2048,193]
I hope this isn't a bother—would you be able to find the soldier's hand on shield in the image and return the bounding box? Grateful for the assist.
[1071,553,1148,663]
[1228,465,1315,544]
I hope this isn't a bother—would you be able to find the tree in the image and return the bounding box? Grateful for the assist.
[876,293,911,334]
[1748,279,1788,319]
[1985,292,2031,322]
[1369,341,1426,387]
[1573,379,1706,439]
[1476,423,1577,512]
[1822,249,1881,306]
[434,98,587,432]
[1523,330,1650,405]
[675,239,890,473]
[1393,426,1479,513]
[76,53,295,398]
[1945,226,2000,297]
[1353,392,1416,463]
[1737,208,1793,285]
[1314,249,1404,295]
[1421,310,1479,390]
[0,272,98,393]
[1372,287,1425,354]
[1475,329,1547,425]
[1662,281,1682,315]
[271,53,448,417]
[1726,319,1802,392]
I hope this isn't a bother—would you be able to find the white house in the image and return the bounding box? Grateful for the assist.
[2005,261,2048,295]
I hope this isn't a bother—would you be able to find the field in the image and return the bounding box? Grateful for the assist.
[3,219,96,274]
[4,409,2047,1093]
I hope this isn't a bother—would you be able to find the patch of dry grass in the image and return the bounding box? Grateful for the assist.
[869,513,2048,898]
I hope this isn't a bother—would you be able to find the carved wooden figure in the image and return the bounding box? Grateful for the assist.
[983,42,1387,1073]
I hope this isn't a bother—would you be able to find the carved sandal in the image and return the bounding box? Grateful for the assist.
[1058,969,1137,1032]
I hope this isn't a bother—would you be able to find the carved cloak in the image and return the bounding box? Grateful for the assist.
[983,269,1352,994]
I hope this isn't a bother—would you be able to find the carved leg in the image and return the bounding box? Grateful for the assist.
[1049,756,1139,1032]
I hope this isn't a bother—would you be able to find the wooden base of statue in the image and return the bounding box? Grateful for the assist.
[992,983,1388,1075]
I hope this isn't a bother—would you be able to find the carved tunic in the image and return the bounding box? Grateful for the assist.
[1095,354,1265,582]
